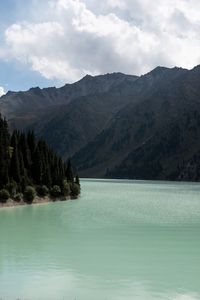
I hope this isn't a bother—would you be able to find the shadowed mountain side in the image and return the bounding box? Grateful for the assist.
[72,66,200,180]
[35,66,188,160]
[1,66,200,180]
[0,72,138,128]
[27,78,139,159]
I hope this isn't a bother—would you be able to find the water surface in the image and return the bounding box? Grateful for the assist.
[0,179,200,299]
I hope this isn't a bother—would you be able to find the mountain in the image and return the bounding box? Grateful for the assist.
[1,66,200,181]
[0,72,137,129]
[0,73,138,158]
[72,65,200,179]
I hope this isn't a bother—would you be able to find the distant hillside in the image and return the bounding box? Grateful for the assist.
[0,73,138,158]
[0,72,137,126]
[1,66,200,181]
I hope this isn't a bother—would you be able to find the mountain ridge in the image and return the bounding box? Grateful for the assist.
[1,65,200,180]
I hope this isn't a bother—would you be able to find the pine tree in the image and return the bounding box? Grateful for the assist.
[32,145,43,184]
[75,174,80,185]
[10,130,20,147]
[0,115,80,201]
[65,159,74,183]
[27,130,36,161]
[0,115,10,188]
[19,133,32,170]
[9,133,21,184]
[19,150,25,177]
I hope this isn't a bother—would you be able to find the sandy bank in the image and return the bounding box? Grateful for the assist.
[0,195,75,209]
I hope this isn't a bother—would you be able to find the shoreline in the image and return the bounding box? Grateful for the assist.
[0,195,77,209]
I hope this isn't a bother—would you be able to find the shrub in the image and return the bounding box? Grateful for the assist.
[6,181,17,197]
[20,176,32,193]
[24,186,36,203]
[70,183,80,197]
[62,180,70,197]
[0,189,10,202]
[50,185,61,197]
[36,185,49,197]
[14,193,23,202]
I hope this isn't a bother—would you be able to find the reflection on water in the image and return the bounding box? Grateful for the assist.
[0,179,200,299]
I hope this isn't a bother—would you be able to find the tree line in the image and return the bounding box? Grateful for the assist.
[0,114,80,203]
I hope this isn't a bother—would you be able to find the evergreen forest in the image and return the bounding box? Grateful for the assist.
[0,114,80,204]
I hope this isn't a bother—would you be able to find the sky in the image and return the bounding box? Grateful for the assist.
[0,0,200,95]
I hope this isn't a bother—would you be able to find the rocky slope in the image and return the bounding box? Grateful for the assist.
[1,66,200,180]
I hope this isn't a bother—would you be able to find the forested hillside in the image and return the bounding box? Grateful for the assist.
[0,114,80,204]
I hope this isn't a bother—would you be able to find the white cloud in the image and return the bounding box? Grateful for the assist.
[0,0,200,82]
[106,0,127,9]
[0,86,5,97]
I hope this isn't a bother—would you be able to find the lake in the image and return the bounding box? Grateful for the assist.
[0,179,200,300]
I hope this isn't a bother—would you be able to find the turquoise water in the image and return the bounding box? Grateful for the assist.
[0,179,200,300]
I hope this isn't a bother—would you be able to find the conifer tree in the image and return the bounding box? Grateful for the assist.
[0,115,80,201]
[19,150,25,177]
[19,133,32,170]
[32,145,43,184]
[27,130,36,161]
[65,159,74,183]
[10,133,21,184]
[0,115,10,187]
[75,174,80,185]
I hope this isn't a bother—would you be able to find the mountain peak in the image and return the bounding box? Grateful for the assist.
[150,66,169,75]
[190,64,200,73]
[82,74,94,80]
[29,86,41,92]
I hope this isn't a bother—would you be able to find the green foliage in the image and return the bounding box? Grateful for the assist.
[24,186,36,203]
[0,115,80,203]
[36,185,49,197]
[0,189,10,202]
[0,114,10,188]
[75,174,80,185]
[62,180,70,197]
[65,160,74,183]
[27,130,36,158]
[20,175,31,193]
[19,133,32,169]
[10,131,21,184]
[50,185,61,197]
[14,193,23,202]
[6,181,17,197]
[70,183,80,197]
